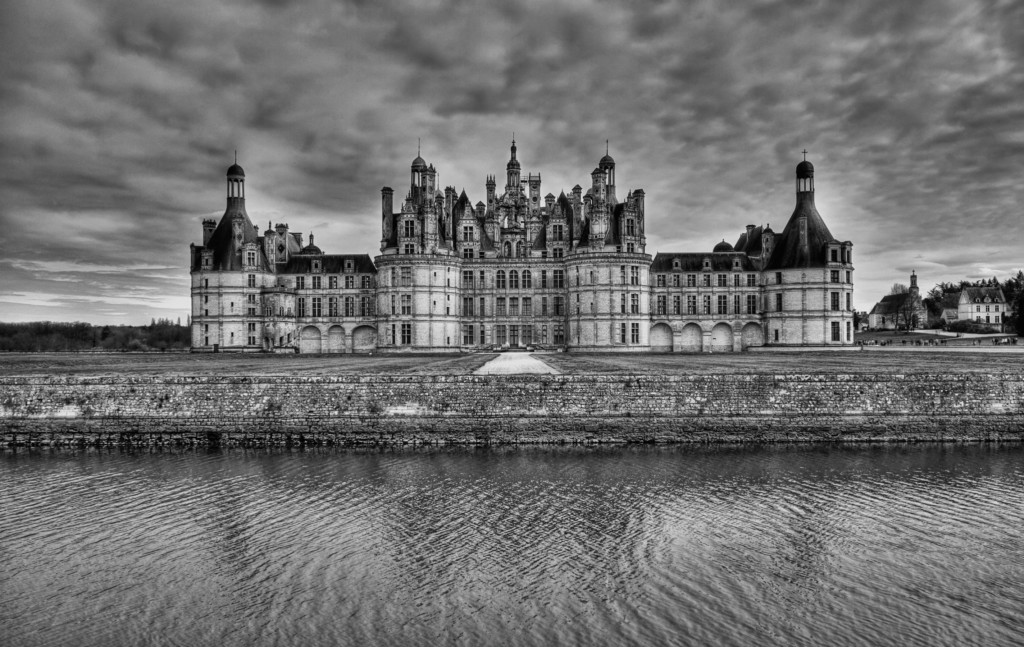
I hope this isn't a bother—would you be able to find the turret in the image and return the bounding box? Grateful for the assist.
[486,175,496,205]
[599,143,616,202]
[506,138,521,191]
[202,219,216,246]
[381,186,394,249]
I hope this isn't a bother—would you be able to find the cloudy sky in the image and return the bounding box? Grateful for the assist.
[1,0,1022,325]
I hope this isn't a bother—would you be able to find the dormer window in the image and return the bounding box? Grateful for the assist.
[673,259,681,270]
[703,258,711,269]
[344,260,354,272]
[830,249,838,263]
[246,251,257,266]
[312,260,321,273]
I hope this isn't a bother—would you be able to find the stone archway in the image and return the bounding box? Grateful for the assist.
[710,322,734,352]
[741,322,765,350]
[327,325,345,353]
[352,325,377,352]
[679,323,703,352]
[650,323,673,352]
[299,325,322,354]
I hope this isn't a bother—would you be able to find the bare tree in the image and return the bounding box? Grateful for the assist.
[890,283,908,295]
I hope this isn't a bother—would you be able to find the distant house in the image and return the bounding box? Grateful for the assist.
[868,271,926,330]
[957,286,1006,330]
[939,293,961,324]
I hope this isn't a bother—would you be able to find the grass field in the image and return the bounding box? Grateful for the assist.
[0,349,1021,376]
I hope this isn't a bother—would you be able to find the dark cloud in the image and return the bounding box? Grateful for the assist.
[1,0,1023,324]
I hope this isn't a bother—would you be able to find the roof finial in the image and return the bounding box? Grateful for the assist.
[417,138,420,156]
[606,139,609,155]
[802,149,808,161]
[234,149,237,164]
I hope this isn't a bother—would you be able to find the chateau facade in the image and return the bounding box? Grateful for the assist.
[190,144,854,352]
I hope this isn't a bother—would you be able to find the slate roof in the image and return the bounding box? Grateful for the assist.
[281,254,376,274]
[764,193,839,270]
[651,252,756,272]
[961,287,1004,303]
[869,293,912,315]
[195,199,267,272]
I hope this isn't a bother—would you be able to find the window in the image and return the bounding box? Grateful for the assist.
[687,295,697,315]
[362,276,371,289]
[846,271,852,283]
[401,267,412,286]
[523,297,532,315]
[831,292,840,311]
[479,297,486,316]
[296,276,305,289]
[831,321,841,342]
[404,243,415,254]
[247,294,256,304]
[672,275,680,287]
[463,270,474,288]
[329,297,338,317]
[246,251,256,266]
[344,275,354,289]
[656,295,666,315]
[463,325,474,345]
[703,295,711,315]
[344,260,354,273]
[496,270,506,289]
[630,266,639,285]
[717,274,727,287]
[552,224,564,241]
[626,219,635,236]
[312,276,322,290]
[463,225,474,242]
[554,297,564,315]
[401,294,411,314]
[687,274,696,287]
[497,297,506,315]
[403,220,415,237]
[733,294,740,314]
[776,293,783,312]
[846,293,852,311]
[747,295,757,314]
[846,322,852,341]
[657,275,665,287]
[553,270,565,288]
[542,297,549,315]
[775,272,782,284]
[401,323,412,345]
[540,270,548,288]
[673,295,681,315]
[345,296,355,316]
[631,294,639,314]
[830,270,840,283]
[509,270,519,289]
[522,270,532,288]
[463,297,474,316]
[620,323,627,344]
[747,274,757,287]
[620,294,626,314]
[830,249,838,262]
[248,274,256,288]
[360,296,372,317]
[733,274,741,287]
[702,274,711,287]
[626,243,635,253]
[553,247,563,258]
[553,324,564,345]
[463,247,474,259]
[717,295,728,315]
[479,326,486,345]
[311,297,322,317]
[509,297,519,316]
[630,323,640,344]
[297,298,306,317]
[496,325,507,346]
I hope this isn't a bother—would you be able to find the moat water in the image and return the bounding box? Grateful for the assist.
[2,444,1022,647]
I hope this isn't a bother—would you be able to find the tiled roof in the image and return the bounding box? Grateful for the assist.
[651,252,756,272]
[764,194,838,270]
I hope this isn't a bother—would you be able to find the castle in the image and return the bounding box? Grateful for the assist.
[190,143,854,352]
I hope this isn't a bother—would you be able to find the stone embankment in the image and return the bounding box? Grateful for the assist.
[1,374,1022,447]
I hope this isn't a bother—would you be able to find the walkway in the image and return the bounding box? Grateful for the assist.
[474,353,560,375]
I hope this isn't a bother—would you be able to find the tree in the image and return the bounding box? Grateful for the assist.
[890,283,908,295]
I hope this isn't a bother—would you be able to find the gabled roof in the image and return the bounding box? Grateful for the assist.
[195,200,267,272]
[764,193,839,270]
[869,293,912,315]
[651,252,755,272]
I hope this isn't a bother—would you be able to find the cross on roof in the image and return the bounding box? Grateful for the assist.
[802,149,808,160]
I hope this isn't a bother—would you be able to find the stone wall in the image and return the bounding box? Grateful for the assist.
[2,374,1022,447]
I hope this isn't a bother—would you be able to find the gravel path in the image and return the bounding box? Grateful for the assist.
[473,353,560,375]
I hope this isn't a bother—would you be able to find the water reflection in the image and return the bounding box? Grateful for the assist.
[2,444,1022,647]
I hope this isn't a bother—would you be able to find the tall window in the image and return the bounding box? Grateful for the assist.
[246,251,256,266]
[312,275,322,289]
[362,276,371,289]
[297,298,306,317]
[657,275,666,287]
[401,267,412,286]
[747,295,757,314]
[497,297,506,316]
[620,323,627,344]
[463,325,474,345]
[248,274,256,288]
[703,295,711,315]
[479,297,486,316]
[296,276,305,289]
[552,224,564,241]
[401,294,411,314]
[747,274,757,287]
[403,220,415,237]
[540,271,548,288]
[360,296,372,316]
[345,275,354,289]
[630,323,639,344]
[630,266,639,285]
[831,292,840,311]
[846,293,852,311]
[687,274,696,287]
[311,297,322,317]
[404,243,415,254]
[401,323,412,345]
[631,294,639,314]
[733,294,740,314]
[620,266,626,284]
[553,270,565,288]
[846,321,852,342]
[463,248,474,259]
[717,274,727,287]
[329,297,338,317]
[553,247,563,258]
[656,295,666,315]
[345,296,355,316]
[672,274,680,287]
[830,270,840,283]
[620,294,626,314]
[463,297,474,316]
[553,324,564,345]
[673,295,681,315]
[522,297,532,315]
[776,293,783,311]
[542,297,548,315]
[687,295,697,315]
[831,321,841,341]
[509,270,519,289]
[522,270,532,288]
[717,295,728,315]
[463,270,474,288]
[554,296,564,315]
[463,225,474,241]
[496,325,507,346]
[496,270,506,289]
[626,219,635,236]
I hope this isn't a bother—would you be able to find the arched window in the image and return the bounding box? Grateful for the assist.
[509,270,519,289]
[496,270,506,289]
[522,270,532,288]
[503,241,512,257]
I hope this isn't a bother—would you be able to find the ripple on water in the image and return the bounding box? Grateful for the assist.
[1,444,1023,647]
